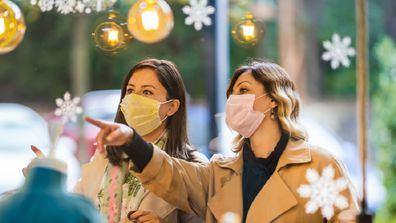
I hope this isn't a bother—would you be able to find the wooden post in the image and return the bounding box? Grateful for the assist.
[356,0,373,222]
[71,16,90,162]
[278,0,307,99]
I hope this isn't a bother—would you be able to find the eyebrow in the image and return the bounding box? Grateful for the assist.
[235,81,252,87]
[127,84,157,89]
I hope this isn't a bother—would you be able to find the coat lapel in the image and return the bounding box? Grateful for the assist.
[246,139,312,223]
[208,154,244,221]
[246,171,297,222]
[208,173,243,221]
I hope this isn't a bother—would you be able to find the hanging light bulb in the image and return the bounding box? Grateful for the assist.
[92,10,131,54]
[127,0,174,44]
[0,0,26,54]
[232,13,264,47]
[141,9,159,30]
[0,17,6,34]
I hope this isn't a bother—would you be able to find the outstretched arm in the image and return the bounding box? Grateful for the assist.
[85,117,210,218]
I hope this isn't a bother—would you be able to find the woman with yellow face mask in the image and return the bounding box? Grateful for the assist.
[73,58,208,223]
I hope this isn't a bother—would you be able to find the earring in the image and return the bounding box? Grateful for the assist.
[271,108,275,119]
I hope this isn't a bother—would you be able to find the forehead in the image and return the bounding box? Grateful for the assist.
[233,70,267,92]
[234,70,259,86]
[128,68,161,86]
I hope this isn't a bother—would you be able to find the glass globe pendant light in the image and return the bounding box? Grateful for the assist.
[0,0,26,54]
[232,13,263,47]
[127,0,174,44]
[92,10,131,54]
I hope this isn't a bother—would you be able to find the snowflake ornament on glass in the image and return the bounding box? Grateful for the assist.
[297,165,349,220]
[182,0,215,31]
[35,0,54,12]
[55,0,76,14]
[322,33,356,70]
[54,92,83,123]
[30,0,116,15]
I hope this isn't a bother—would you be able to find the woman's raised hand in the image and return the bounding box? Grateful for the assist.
[85,116,134,155]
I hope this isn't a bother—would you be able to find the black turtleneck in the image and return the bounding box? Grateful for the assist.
[242,132,289,222]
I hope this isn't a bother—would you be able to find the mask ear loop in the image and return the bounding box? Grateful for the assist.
[262,107,271,115]
[159,99,174,105]
[159,99,175,122]
[255,93,268,100]
[254,93,273,116]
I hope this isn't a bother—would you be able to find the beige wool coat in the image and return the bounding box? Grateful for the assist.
[132,139,360,223]
[74,150,207,223]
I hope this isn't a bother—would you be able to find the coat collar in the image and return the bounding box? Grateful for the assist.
[276,139,311,170]
[209,139,312,222]
[216,139,311,174]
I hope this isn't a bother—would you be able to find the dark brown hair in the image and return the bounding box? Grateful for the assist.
[107,58,197,165]
[226,59,307,147]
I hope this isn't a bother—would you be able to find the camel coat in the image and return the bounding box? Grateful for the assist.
[74,150,207,223]
[132,139,359,223]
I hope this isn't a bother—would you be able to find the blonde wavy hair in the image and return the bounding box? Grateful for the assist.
[226,59,307,151]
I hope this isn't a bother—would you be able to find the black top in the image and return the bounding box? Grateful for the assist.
[122,131,153,172]
[242,132,289,222]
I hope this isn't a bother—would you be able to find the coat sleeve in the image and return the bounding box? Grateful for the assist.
[178,210,205,223]
[332,157,361,223]
[130,146,211,219]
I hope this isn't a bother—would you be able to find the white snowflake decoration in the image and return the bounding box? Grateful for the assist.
[297,165,349,220]
[322,33,356,70]
[35,0,54,12]
[75,1,86,13]
[54,92,83,123]
[55,0,76,14]
[182,0,215,31]
[30,0,116,15]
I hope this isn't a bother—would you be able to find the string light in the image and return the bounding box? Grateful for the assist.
[127,0,173,44]
[92,10,131,54]
[232,13,263,47]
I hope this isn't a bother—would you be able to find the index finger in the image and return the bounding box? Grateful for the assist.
[130,210,150,219]
[85,116,108,129]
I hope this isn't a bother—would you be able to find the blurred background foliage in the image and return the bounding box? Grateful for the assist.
[373,36,396,223]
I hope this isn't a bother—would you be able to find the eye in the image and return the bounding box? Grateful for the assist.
[239,88,249,94]
[126,88,134,94]
[143,90,153,96]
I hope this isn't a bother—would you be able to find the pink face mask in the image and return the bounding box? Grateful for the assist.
[225,94,271,138]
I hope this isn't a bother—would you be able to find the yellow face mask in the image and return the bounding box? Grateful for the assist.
[120,93,171,136]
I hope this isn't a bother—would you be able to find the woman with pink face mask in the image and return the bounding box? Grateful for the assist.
[86,60,359,223]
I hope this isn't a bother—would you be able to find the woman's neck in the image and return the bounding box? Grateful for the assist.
[249,118,281,158]
[142,124,166,143]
